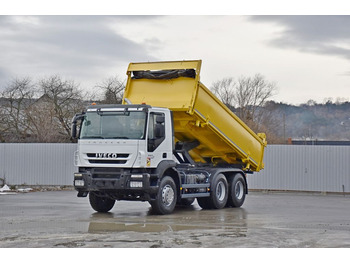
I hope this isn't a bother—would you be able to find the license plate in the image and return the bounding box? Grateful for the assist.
[74,180,84,187]
[130,181,143,188]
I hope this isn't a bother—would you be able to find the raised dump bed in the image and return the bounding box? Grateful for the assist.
[122,60,266,172]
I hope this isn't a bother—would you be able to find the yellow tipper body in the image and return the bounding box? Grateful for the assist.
[123,60,267,172]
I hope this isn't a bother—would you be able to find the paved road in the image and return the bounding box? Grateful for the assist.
[0,190,350,247]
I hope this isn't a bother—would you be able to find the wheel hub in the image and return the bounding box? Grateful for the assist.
[235,181,244,200]
[216,181,226,202]
[161,185,174,206]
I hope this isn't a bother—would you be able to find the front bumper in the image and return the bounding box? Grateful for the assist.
[74,169,158,201]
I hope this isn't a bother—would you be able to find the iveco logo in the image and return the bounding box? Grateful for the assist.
[95,153,118,158]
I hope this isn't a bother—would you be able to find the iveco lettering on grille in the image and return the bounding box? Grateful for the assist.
[95,153,118,158]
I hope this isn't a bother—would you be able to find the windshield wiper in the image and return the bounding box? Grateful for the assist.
[81,136,105,139]
[105,136,129,139]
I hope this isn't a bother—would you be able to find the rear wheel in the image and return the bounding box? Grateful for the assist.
[227,173,246,207]
[210,173,228,209]
[197,173,228,209]
[150,176,177,215]
[89,192,115,212]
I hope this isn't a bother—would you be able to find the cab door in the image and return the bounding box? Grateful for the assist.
[146,110,172,167]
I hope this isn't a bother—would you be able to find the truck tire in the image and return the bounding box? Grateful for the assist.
[197,173,228,209]
[150,176,177,215]
[210,173,228,209]
[89,192,115,213]
[227,173,246,207]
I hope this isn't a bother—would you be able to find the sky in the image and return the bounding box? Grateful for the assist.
[1,3,350,105]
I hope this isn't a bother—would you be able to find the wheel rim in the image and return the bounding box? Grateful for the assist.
[161,185,174,206]
[235,181,244,200]
[216,181,226,202]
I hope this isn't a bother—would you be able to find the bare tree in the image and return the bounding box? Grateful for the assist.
[95,76,125,104]
[0,77,36,142]
[0,75,87,142]
[253,101,285,144]
[25,94,70,142]
[234,74,277,125]
[210,74,278,141]
[36,75,86,141]
[211,77,236,109]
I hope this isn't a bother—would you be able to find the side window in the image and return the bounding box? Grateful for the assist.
[148,113,165,152]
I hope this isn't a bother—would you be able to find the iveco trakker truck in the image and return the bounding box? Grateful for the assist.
[72,60,267,215]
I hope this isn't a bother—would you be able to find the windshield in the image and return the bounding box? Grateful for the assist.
[80,111,146,140]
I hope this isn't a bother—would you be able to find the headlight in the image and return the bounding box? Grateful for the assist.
[74,180,85,187]
[130,181,143,188]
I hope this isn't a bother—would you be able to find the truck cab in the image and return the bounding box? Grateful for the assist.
[75,104,173,169]
[72,104,183,214]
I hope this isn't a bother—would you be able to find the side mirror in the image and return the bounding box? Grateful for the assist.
[156,115,165,124]
[71,113,85,139]
[71,121,77,138]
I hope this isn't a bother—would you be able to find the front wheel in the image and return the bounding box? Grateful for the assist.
[150,176,177,215]
[89,192,115,212]
[227,173,246,207]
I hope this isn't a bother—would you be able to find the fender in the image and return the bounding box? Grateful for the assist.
[153,160,181,197]
[154,160,177,179]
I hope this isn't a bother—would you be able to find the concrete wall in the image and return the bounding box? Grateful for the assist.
[1,143,349,193]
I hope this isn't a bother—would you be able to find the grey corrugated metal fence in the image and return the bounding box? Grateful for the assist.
[247,145,350,193]
[0,143,349,193]
[0,143,77,186]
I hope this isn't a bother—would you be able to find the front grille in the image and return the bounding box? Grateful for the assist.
[86,153,130,165]
[92,167,122,173]
[89,159,127,164]
[92,173,121,179]
[87,153,129,158]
